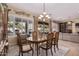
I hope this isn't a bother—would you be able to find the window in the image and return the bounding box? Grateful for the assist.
[8,16,14,35]
[15,18,26,34]
[27,20,33,36]
[8,15,33,36]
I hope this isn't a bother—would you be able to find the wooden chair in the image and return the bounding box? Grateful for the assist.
[20,34,27,44]
[15,30,34,56]
[32,31,38,49]
[39,33,53,56]
[52,32,59,52]
[32,31,37,40]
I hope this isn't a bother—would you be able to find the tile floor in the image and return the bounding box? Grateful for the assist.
[59,40,79,56]
[6,40,79,56]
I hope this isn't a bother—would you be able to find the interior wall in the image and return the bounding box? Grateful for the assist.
[52,21,59,32]
[72,22,77,34]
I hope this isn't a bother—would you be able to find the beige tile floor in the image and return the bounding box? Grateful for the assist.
[59,40,79,56]
[7,39,79,56]
[7,42,69,56]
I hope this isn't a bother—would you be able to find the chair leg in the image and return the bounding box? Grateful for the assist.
[46,50,48,56]
[32,49,34,56]
[38,48,40,55]
[19,52,20,56]
[54,45,56,53]
[21,52,23,56]
[56,44,59,50]
[50,48,53,56]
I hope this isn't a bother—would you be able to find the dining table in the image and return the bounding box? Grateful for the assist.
[27,37,48,56]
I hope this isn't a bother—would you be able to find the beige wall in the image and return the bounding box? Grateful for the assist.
[52,21,59,32]
[72,22,77,34]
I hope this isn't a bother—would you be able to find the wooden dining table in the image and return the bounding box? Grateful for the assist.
[27,37,48,56]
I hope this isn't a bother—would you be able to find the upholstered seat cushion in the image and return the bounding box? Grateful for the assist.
[22,45,31,51]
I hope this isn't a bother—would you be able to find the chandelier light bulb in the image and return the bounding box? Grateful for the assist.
[38,3,51,20]
[38,27,41,30]
[43,12,47,15]
[46,15,49,17]
[38,17,41,19]
[67,21,72,24]
[48,16,51,19]
[40,15,43,17]
[43,19,45,21]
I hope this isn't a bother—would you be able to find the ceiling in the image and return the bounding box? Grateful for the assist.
[7,3,79,22]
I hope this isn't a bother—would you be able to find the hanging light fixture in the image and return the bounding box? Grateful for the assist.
[38,3,51,20]
[67,21,72,25]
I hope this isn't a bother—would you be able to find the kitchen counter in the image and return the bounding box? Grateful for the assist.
[59,33,79,43]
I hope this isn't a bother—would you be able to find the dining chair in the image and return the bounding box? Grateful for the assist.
[32,31,37,41]
[32,31,39,48]
[38,31,42,39]
[15,30,34,56]
[39,33,53,56]
[20,34,27,44]
[52,32,59,52]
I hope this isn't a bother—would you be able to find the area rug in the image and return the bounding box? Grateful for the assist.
[6,45,70,56]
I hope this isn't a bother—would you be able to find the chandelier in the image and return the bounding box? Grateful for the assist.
[38,3,51,21]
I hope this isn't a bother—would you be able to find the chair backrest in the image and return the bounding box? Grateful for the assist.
[54,32,59,43]
[15,30,23,52]
[32,31,37,40]
[20,34,27,44]
[15,30,22,46]
[46,33,54,48]
[20,34,26,40]
[38,31,42,38]
[16,32,22,46]
[51,32,54,40]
